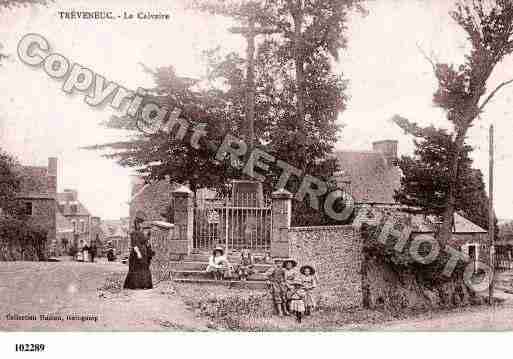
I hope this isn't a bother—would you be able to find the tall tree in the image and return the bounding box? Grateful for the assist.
[258,0,363,171]
[89,1,357,217]
[396,0,513,242]
[392,120,497,236]
[190,0,362,168]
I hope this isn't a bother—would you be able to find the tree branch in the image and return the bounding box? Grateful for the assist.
[478,77,513,111]
[416,42,437,75]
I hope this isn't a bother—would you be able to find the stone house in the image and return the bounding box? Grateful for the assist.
[17,157,58,248]
[101,219,129,255]
[334,140,487,261]
[57,189,93,248]
[56,209,74,255]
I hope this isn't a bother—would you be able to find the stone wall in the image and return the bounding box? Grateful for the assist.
[129,180,175,230]
[288,225,363,309]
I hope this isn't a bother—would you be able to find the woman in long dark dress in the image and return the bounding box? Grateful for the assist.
[123,211,153,290]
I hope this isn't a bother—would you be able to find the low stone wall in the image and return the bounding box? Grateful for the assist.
[288,225,363,309]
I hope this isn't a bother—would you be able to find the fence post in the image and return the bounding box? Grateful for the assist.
[171,185,194,256]
[271,188,292,258]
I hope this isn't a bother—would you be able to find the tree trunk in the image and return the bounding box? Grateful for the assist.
[292,1,306,171]
[439,128,468,243]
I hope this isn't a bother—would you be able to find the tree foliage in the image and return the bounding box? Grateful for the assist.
[0,148,24,217]
[88,1,361,225]
[392,119,497,236]
[0,148,48,260]
[402,0,513,241]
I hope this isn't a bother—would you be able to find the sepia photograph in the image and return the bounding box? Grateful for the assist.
[1,0,513,356]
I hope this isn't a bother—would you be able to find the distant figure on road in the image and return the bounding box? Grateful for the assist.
[106,241,116,262]
[123,211,153,290]
[90,238,98,263]
[80,240,89,262]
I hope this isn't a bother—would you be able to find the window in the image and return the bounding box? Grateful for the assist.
[80,220,85,233]
[71,220,77,233]
[24,202,33,216]
[70,204,78,214]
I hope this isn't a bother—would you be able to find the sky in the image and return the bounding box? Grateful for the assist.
[1,0,513,220]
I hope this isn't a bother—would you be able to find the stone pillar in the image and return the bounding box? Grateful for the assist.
[271,189,292,258]
[170,185,194,255]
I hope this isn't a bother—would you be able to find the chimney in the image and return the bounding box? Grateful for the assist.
[47,157,57,197]
[63,188,78,202]
[372,140,398,166]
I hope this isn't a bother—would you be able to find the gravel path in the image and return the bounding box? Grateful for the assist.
[0,261,208,331]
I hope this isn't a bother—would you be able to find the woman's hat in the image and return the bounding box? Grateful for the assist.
[300,264,315,275]
[135,210,147,222]
[213,246,225,256]
[281,258,297,268]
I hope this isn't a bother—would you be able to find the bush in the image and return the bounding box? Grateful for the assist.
[0,216,47,261]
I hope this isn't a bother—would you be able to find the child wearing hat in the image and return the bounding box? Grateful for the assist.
[282,258,298,313]
[206,247,233,280]
[288,278,306,323]
[264,258,290,316]
[300,265,317,316]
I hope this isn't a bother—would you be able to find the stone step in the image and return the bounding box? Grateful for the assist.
[173,278,268,290]
[171,269,268,281]
[169,261,271,272]
[184,252,271,264]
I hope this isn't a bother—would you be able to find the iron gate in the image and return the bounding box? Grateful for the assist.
[193,193,272,253]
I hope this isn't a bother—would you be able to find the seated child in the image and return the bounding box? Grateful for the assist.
[300,265,317,316]
[206,247,233,280]
[236,249,254,281]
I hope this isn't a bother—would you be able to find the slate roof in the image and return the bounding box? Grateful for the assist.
[335,146,487,235]
[354,204,487,234]
[453,213,487,233]
[57,193,91,216]
[333,150,401,204]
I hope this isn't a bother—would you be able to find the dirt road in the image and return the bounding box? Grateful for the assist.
[349,291,513,331]
[0,261,208,331]
[3,261,513,331]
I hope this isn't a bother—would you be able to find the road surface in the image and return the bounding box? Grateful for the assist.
[0,260,208,331]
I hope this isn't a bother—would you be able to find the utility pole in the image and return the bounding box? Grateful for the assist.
[488,124,495,305]
[229,4,278,176]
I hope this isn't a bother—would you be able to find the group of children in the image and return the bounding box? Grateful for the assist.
[265,257,317,323]
[205,247,317,323]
